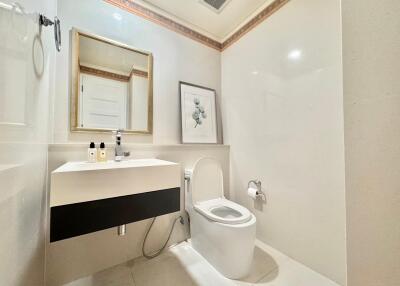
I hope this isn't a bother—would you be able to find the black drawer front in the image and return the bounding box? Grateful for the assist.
[50,187,180,242]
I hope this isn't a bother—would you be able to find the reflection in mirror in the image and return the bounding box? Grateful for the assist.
[70,29,153,134]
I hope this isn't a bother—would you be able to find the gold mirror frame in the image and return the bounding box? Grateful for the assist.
[70,28,153,134]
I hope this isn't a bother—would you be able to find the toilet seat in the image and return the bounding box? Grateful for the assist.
[194,198,251,225]
[188,157,253,225]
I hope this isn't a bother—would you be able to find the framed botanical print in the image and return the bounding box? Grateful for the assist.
[179,82,217,143]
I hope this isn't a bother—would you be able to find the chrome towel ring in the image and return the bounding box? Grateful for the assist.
[0,1,61,52]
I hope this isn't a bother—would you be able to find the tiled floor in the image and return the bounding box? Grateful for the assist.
[65,240,339,286]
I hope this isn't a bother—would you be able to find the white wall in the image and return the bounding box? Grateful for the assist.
[0,0,56,285]
[221,0,346,284]
[54,0,221,144]
[342,0,400,285]
[46,143,229,285]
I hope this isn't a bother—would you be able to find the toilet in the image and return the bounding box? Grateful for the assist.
[185,157,256,279]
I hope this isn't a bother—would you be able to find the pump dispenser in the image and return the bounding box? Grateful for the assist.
[98,142,107,162]
[88,142,97,163]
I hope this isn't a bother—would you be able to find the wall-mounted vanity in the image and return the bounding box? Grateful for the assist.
[50,159,180,242]
[70,28,153,134]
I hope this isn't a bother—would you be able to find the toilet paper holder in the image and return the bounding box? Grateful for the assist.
[248,180,266,201]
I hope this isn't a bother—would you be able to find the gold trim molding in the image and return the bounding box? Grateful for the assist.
[104,0,290,52]
[80,65,130,82]
[104,0,222,50]
[70,28,154,135]
[130,68,148,78]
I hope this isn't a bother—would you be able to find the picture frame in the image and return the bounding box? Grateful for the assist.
[179,81,218,144]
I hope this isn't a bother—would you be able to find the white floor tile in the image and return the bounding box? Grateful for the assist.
[256,258,340,286]
[253,240,340,286]
[236,245,280,284]
[131,249,198,286]
[65,241,340,286]
[168,241,233,286]
[64,263,135,286]
[254,240,291,267]
[132,241,289,286]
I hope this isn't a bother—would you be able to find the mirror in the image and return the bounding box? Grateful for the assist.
[70,29,153,134]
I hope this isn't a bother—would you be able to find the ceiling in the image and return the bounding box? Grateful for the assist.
[137,0,274,41]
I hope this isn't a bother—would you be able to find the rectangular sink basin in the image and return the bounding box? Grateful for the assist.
[50,158,181,242]
[53,158,177,173]
[50,159,181,207]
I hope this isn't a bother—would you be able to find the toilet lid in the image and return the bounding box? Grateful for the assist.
[191,157,224,204]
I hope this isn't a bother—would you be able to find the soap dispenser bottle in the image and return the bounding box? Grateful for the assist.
[88,142,97,163]
[98,142,107,162]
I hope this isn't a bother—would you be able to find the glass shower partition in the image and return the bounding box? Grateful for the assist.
[0,1,56,285]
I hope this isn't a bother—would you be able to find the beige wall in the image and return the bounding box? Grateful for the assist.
[53,0,222,144]
[221,0,346,284]
[46,143,229,285]
[342,0,400,285]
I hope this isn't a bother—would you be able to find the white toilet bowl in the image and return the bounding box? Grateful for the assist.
[185,157,256,279]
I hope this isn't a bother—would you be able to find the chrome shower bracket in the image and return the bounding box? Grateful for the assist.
[248,179,266,201]
[39,14,61,52]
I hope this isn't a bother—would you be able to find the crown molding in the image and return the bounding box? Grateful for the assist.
[104,0,290,51]
[132,0,221,41]
[221,0,289,50]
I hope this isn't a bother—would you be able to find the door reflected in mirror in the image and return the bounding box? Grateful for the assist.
[70,29,153,134]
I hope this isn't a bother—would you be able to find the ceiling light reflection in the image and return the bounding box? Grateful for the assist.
[288,49,302,60]
[113,12,122,21]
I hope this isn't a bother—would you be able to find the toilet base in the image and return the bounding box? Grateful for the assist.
[188,208,256,279]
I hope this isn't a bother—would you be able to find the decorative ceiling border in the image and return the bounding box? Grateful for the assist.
[221,0,289,50]
[104,0,289,52]
[104,0,222,50]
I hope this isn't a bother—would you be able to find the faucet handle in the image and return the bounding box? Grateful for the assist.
[112,129,123,137]
[123,151,130,157]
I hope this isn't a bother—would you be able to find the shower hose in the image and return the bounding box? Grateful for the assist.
[142,215,184,259]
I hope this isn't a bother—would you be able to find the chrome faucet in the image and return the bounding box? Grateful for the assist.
[114,129,130,161]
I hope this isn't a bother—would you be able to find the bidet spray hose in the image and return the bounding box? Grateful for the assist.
[142,215,184,259]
